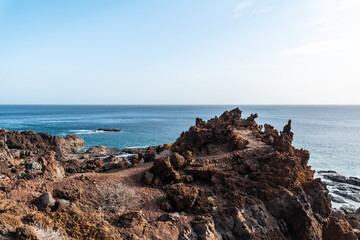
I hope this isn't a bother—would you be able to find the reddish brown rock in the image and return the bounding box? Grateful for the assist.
[143,171,154,185]
[323,216,358,240]
[154,108,335,239]
[41,152,65,179]
[172,108,257,155]
[144,147,156,162]
[0,108,355,239]
[170,153,186,170]
[151,157,173,180]
[228,130,249,151]
[166,183,199,211]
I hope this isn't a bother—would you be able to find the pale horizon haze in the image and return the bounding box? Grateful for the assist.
[1,0,359,104]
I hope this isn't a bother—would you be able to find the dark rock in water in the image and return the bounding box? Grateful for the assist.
[323,173,360,187]
[318,170,338,174]
[333,190,360,203]
[31,192,55,211]
[96,128,121,132]
[318,170,360,214]
[340,205,357,214]
[331,195,346,203]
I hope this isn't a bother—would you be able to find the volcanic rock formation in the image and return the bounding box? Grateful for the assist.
[0,108,359,239]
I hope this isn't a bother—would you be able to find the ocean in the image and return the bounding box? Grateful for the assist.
[0,105,359,177]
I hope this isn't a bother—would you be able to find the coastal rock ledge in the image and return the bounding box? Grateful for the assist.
[0,108,359,239]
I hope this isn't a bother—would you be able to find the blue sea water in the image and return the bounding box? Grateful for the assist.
[0,105,359,177]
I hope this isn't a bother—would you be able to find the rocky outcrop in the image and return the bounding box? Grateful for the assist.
[142,107,354,239]
[172,108,254,155]
[95,128,122,132]
[1,108,359,239]
[0,129,85,160]
[59,134,86,154]
[84,145,121,157]
[317,170,360,215]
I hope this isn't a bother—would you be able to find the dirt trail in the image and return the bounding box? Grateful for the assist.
[51,162,166,221]
[236,129,268,149]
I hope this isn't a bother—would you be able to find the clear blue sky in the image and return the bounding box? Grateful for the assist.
[1,0,359,104]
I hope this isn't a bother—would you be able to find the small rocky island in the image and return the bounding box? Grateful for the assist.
[0,108,359,239]
[94,128,122,132]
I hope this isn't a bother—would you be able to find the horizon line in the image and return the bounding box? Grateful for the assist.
[1,104,360,106]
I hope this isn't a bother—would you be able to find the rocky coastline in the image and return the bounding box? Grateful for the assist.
[0,108,359,239]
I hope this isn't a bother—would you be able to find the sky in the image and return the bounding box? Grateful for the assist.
[0,0,359,104]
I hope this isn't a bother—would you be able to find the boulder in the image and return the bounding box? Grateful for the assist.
[166,183,199,211]
[143,171,154,185]
[144,147,156,162]
[32,192,56,211]
[151,157,173,180]
[170,153,186,170]
[228,132,249,151]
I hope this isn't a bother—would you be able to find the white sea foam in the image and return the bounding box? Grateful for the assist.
[68,129,105,135]
[115,153,135,158]
[127,146,149,149]
[40,120,74,123]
